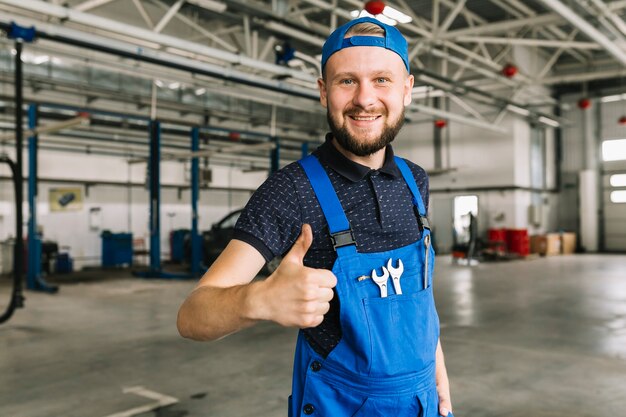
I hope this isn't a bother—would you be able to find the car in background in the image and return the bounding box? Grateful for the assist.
[201,209,243,265]
[186,209,280,275]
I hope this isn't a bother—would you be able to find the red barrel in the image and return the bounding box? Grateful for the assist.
[505,228,530,256]
[488,228,507,243]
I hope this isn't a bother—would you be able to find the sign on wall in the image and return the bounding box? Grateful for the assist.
[49,187,83,212]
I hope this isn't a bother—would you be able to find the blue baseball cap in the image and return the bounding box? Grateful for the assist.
[321,17,410,72]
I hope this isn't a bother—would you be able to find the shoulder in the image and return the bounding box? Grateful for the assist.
[396,157,429,187]
[233,161,311,261]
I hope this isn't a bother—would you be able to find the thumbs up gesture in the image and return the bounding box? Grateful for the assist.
[255,224,337,329]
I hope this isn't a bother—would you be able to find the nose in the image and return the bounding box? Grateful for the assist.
[352,81,377,109]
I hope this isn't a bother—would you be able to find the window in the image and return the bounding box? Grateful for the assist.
[602,139,626,161]
[610,190,626,203]
[610,174,626,187]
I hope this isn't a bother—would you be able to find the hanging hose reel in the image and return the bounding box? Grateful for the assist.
[0,154,25,324]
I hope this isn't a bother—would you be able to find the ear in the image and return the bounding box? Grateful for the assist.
[318,78,328,108]
[403,74,414,106]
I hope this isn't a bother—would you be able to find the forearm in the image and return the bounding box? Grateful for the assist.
[435,340,449,388]
[177,281,263,341]
[435,339,452,413]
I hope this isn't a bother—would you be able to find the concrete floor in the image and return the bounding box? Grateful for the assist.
[1,254,626,417]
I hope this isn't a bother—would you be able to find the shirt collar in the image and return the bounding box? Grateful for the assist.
[312,133,401,182]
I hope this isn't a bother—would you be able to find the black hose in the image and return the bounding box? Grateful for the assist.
[0,154,25,324]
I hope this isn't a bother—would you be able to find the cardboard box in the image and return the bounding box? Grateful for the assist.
[530,235,546,255]
[545,234,561,255]
[561,232,577,254]
[530,234,561,256]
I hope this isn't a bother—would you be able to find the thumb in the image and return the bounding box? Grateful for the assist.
[284,224,313,264]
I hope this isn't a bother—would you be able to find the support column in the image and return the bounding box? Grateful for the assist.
[270,136,280,174]
[301,142,309,159]
[149,120,161,272]
[190,127,201,277]
[27,106,57,293]
[27,104,40,289]
[14,40,25,292]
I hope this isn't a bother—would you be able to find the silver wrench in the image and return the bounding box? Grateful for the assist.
[386,258,404,295]
[371,267,389,298]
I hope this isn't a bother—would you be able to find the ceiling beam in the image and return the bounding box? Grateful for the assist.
[456,36,601,50]
[153,0,184,33]
[537,0,626,66]
[73,0,117,12]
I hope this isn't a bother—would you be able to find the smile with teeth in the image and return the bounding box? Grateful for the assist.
[350,115,380,121]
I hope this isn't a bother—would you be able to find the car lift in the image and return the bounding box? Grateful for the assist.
[133,121,203,279]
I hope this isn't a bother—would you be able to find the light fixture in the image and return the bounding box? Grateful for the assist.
[154,79,164,87]
[354,9,398,26]
[351,5,412,25]
[186,0,227,13]
[538,116,560,128]
[506,104,530,117]
[601,93,626,103]
[168,82,181,89]
[32,55,50,65]
[382,5,412,23]
[195,87,206,95]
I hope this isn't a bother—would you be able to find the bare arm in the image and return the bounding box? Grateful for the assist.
[177,224,336,341]
[176,239,267,341]
[435,339,453,416]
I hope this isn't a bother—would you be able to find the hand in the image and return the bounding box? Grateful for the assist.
[438,391,452,416]
[255,224,337,328]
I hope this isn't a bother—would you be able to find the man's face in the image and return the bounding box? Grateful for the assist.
[318,45,414,157]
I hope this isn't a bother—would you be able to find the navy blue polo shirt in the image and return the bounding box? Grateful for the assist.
[233,135,429,356]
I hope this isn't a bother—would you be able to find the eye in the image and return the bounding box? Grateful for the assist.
[376,77,389,84]
[340,79,355,85]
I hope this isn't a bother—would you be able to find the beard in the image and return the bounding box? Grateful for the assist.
[327,107,405,157]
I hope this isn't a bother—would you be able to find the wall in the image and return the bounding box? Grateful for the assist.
[0,147,268,269]
[395,102,560,253]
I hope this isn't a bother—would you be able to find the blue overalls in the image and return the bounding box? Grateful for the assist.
[288,155,450,417]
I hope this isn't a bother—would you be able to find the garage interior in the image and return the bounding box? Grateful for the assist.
[0,0,625,416]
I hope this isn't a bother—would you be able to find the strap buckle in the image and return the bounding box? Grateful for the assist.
[418,215,431,232]
[330,229,356,250]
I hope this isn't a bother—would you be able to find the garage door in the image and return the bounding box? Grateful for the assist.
[601,138,626,252]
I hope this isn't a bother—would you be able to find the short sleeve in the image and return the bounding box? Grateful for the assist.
[233,166,303,262]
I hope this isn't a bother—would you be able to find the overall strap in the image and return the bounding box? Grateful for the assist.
[394,156,431,231]
[298,155,357,255]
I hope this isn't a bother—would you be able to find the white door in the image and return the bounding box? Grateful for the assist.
[601,138,626,252]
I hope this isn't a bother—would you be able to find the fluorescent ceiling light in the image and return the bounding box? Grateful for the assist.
[195,87,206,95]
[186,0,227,13]
[506,104,530,117]
[32,55,50,65]
[383,6,412,24]
[351,7,412,25]
[352,10,398,26]
[412,86,431,94]
[169,82,181,89]
[154,79,164,87]
[601,93,626,103]
[538,116,560,128]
